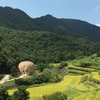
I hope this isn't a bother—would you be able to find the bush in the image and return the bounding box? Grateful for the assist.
[15,69,63,86]
[49,72,63,83]
[12,86,29,100]
[60,61,68,69]
[10,66,19,77]
[36,63,49,72]
[42,92,68,100]
[15,77,34,86]
[0,87,10,100]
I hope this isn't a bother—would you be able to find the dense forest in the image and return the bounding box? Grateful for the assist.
[0,27,100,74]
[0,7,100,74]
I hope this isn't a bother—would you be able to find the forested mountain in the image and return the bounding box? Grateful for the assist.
[0,7,100,41]
[0,26,100,73]
[36,15,100,41]
[0,6,34,30]
[0,6,100,74]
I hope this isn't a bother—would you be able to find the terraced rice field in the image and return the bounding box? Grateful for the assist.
[92,72,100,80]
[8,57,100,100]
[8,72,100,100]
[8,75,74,97]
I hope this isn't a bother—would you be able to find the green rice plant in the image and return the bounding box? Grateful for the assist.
[68,65,95,72]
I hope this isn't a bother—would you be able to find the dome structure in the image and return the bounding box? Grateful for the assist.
[18,61,35,75]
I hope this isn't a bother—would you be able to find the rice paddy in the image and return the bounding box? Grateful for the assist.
[8,56,100,100]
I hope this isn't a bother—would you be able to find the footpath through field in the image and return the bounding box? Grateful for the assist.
[0,75,10,84]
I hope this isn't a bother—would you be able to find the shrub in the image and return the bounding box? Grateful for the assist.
[0,87,10,100]
[15,79,26,86]
[10,66,19,77]
[49,72,63,83]
[15,69,63,86]
[36,63,49,72]
[32,69,63,84]
[60,61,68,69]
[42,92,68,100]
[12,86,29,100]
[15,77,34,86]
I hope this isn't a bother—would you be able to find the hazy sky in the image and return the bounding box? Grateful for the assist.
[0,0,100,26]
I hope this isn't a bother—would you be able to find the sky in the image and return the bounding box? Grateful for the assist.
[0,0,100,26]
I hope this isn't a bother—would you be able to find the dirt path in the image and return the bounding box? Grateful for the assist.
[0,75,10,84]
[0,74,29,84]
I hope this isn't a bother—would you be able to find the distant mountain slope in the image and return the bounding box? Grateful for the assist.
[36,15,100,41]
[0,7,100,41]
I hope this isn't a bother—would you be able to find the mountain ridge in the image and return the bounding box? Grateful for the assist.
[0,6,100,41]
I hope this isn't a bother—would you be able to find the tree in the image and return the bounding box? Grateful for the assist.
[10,66,19,77]
[36,63,49,72]
[60,61,68,69]
[12,86,30,100]
[0,87,10,100]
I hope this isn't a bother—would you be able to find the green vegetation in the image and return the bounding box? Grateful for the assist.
[0,87,10,100]
[0,55,100,100]
[15,69,63,86]
[0,7,100,74]
[7,72,100,100]
[12,86,30,100]
[0,7,100,42]
[42,92,68,100]
[0,81,16,90]
[0,27,100,74]
[0,86,29,100]
[59,61,68,69]
[1,6,100,100]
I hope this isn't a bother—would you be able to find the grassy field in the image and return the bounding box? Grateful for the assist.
[8,56,100,100]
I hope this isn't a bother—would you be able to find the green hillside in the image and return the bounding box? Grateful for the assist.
[0,26,100,74]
